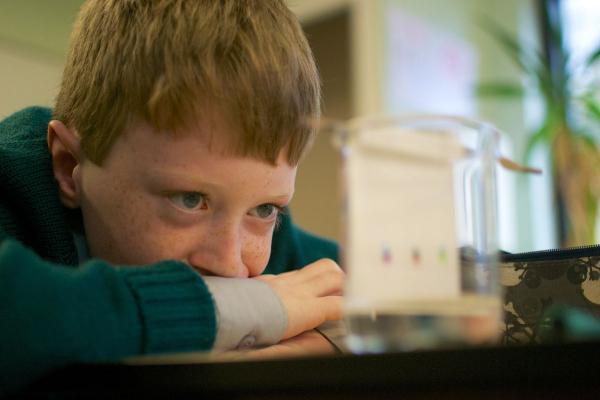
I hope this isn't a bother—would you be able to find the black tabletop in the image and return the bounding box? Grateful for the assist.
[26,341,600,399]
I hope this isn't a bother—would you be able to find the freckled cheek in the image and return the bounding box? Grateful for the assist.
[242,235,273,276]
[117,206,202,264]
[132,233,187,264]
[94,186,172,264]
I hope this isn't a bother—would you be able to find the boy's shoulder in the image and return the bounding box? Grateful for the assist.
[0,107,52,145]
[0,106,78,265]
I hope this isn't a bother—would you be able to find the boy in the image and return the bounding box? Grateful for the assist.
[0,0,343,393]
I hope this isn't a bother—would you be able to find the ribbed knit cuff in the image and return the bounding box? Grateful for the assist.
[118,261,216,353]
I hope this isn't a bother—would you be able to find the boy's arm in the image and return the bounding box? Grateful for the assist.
[0,238,343,394]
[197,258,344,351]
[0,238,216,394]
[205,260,345,360]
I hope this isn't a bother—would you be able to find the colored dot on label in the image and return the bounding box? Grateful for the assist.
[412,248,420,266]
[438,247,447,264]
[382,246,392,264]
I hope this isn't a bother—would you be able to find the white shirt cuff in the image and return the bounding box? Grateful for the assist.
[203,276,287,351]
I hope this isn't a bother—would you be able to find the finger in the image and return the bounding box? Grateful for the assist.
[257,259,343,290]
[257,268,301,282]
[276,259,344,295]
[299,258,343,279]
[303,265,345,297]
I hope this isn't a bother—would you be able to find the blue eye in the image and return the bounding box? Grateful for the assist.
[169,192,207,212]
[250,204,280,220]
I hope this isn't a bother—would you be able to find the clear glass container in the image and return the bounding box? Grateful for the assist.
[333,115,503,353]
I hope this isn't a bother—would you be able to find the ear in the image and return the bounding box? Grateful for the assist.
[47,120,83,209]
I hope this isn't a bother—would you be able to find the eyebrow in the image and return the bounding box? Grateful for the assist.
[143,169,294,202]
[144,168,222,189]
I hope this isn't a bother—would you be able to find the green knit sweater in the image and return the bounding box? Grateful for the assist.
[0,107,338,393]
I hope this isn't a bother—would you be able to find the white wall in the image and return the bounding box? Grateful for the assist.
[0,0,82,118]
[0,48,62,119]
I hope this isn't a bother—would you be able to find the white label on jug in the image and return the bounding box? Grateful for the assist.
[344,127,462,303]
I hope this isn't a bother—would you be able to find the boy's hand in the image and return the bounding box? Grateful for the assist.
[254,258,344,340]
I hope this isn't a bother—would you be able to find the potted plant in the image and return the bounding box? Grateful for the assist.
[477,13,600,247]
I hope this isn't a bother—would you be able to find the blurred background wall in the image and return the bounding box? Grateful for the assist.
[0,1,81,116]
[3,0,598,253]
[290,0,544,253]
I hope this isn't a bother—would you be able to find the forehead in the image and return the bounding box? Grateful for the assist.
[105,116,296,186]
[163,108,241,156]
[134,107,288,166]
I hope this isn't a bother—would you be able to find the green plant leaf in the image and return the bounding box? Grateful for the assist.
[580,132,598,148]
[475,81,524,98]
[533,62,555,103]
[524,114,558,162]
[524,130,546,162]
[585,43,600,67]
[581,94,600,122]
[568,95,600,143]
[478,14,542,77]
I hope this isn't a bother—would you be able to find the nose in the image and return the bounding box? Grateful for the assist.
[186,219,248,278]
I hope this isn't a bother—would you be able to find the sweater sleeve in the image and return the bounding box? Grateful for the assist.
[265,212,339,275]
[0,239,216,395]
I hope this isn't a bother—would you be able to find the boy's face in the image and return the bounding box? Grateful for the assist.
[74,114,297,277]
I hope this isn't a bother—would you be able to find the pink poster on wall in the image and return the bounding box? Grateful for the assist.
[385,6,477,116]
